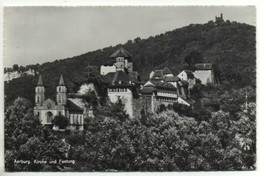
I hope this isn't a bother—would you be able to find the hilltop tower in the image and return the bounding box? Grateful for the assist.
[110,47,133,72]
[56,74,67,105]
[35,75,45,105]
[215,13,224,24]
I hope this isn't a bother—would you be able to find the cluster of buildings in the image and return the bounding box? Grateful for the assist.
[34,47,215,130]
[101,47,215,116]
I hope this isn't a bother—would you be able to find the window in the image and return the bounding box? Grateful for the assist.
[58,95,61,103]
[37,112,40,117]
[46,112,53,123]
[37,96,40,103]
[59,111,61,115]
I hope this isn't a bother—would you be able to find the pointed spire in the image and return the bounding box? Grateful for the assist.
[59,74,65,86]
[37,75,44,86]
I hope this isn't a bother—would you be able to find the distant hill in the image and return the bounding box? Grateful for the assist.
[4,20,256,106]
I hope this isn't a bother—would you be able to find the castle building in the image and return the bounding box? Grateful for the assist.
[215,13,224,24]
[193,63,215,85]
[100,47,133,75]
[34,74,84,130]
[101,47,139,118]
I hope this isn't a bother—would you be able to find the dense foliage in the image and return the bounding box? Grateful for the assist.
[5,95,256,171]
[4,21,255,106]
[5,98,69,171]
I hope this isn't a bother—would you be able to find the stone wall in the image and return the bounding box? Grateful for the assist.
[108,88,134,118]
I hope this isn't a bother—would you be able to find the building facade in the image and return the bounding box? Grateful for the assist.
[101,48,139,118]
[34,74,84,130]
[178,70,196,89]
[100,47,133,75]
[193,63,215,85]
[140,68,193,113]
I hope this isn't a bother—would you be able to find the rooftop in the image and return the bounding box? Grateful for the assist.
[195,63,213,70]
[66,99,83,113]
[109,47,133,58]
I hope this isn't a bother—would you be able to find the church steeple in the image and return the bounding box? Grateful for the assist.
[37,75,44,86]
[56,74,67,105]
[35,75,45,105]
[59,74,65,86]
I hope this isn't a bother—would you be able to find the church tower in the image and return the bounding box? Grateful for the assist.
[110,47,133,72]
[35,75,45,105]
[56,74,67,105]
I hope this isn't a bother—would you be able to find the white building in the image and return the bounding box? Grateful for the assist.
[105,71,135,118]
[102,48,139,118]
[193,63,215,85]
[178,70,196,89]
[100,47,133,75]
[100,65,116,75]
[140,68,194,113]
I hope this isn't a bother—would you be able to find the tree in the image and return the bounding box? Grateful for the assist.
[184,51,204,67]
[52,115,69,129]
[12,64,19,71]
[5,97,69,171]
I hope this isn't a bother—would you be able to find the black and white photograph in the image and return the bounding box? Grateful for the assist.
[2,4,257,173]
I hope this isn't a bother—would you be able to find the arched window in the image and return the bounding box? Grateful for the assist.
[59,87,61,92]
[46,112,53,123]
[58,95,61,103]
[37,96,40,103]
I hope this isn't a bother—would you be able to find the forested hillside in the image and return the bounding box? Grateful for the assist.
[4,20,256,106]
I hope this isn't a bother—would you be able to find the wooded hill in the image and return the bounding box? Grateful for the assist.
[4,20,256,106]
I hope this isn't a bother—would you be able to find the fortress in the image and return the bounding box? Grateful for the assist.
[34,47,215,127]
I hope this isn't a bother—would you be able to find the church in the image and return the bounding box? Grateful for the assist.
[34,74,84,130]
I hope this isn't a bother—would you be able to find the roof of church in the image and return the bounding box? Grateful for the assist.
[195,63,213,70]
[66,99,83,113]
[37,75,44,86]
[59,74,66,86]
[109,47,133,58]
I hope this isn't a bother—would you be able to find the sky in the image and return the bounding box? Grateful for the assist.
[3,6,256,67]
